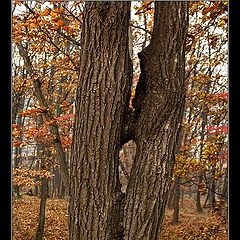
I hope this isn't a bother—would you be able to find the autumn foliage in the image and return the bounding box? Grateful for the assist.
[12,0,228,239]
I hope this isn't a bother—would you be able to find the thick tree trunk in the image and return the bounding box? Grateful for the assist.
[123,3,188,239]
[69,2,188,240]
[69,3,132,239]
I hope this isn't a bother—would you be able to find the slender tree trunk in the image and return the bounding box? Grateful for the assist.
[181,187,184,207]
[34,158,40,197]
[35,176,48,240]
[189,185,192,198]
[57,169,62,198]
[221,171,228,199]
[220,172,228,218]
[171,176,181,225]
[13,109,25,199]
[196,173,203,213]
[60,178,65,199]
[209,171,216,209]
[196,91,210,214]
[69,2,188,240]
[167,184,175,209]
[16,43,69,190]
[13,146,22,199]
[203,187,210,208]
[35,115,49,240]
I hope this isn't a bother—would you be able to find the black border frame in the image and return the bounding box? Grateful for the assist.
[0,0,12,239]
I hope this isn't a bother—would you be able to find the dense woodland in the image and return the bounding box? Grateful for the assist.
[12,1,228,240]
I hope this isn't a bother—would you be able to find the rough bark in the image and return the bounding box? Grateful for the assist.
[69,2,188,240]
[123,3,188,239]
[69,3,132,239]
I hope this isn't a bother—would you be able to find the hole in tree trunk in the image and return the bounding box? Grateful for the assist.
[119,140,136,193]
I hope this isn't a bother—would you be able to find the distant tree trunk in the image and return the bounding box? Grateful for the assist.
[219,172,228,218]
[35,175,48,240]
[181,189,184,206]
[13,146,22,199]
[141,12,148,51]
[35,115,49,240]
[171,176,181,225]
[34,157,40,197]
[196,173,203,214]
[209,171,216,209]
[203,187,210,208]
[13,101,25,199]
[196,93,209,214]
[69,2,188,240]
[60,178,66,199]
[52,167,60,198]
[167,184,175,209]
[221,171,228,199]
[189,185,192,198]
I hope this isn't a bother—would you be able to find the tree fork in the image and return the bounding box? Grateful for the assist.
[69,2,188,240]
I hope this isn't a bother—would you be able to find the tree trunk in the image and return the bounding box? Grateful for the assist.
[171,176,181,225]
[209,171,216,209]
[69,3,132,239]
[181,187,184,207]
[35,115,49,240]
[13,146,22,199]
[221,171,228,199]
[69,2,188,240]
[35,177,48,240]
[167,183,175,209]
[16,43,69,190]
[13,106,25,199]
[35,115,51,240]
[34,157,40,197]
[196,174,203,213]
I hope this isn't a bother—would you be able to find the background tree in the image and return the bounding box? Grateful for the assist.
[12,1,82,196]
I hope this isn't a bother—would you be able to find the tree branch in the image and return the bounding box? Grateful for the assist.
[16,42,70,189]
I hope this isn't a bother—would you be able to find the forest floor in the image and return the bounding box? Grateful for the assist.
[12,195,228,240]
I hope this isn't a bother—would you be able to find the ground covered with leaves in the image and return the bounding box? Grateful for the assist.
[13,196,68,240]
[13,196,227,240]
[161,198,227,240]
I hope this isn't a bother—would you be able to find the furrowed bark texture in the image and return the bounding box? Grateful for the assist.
[69,2,132,240]
[123,2,188,239]
[69,1,188,240]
